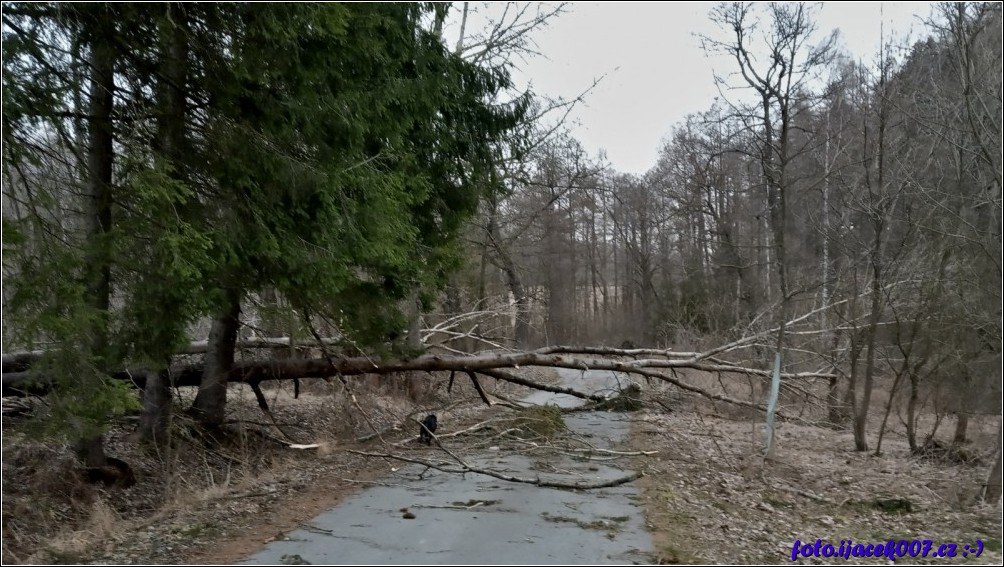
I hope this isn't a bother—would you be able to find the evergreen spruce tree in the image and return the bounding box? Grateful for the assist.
[3,3,525,446]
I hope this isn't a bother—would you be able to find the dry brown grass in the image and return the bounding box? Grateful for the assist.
[632,369,1002,565]
[1,441,101,564]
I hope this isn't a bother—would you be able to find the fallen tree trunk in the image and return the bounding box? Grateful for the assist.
[2,349,793,416]
[180,336,342,355]
[2,337,344,373]
[3,353,616,395]
[1,351,45,374]
[0,350,697,390]
[5,349,829,391]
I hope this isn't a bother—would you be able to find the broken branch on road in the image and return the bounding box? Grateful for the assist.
[347,449,643,490]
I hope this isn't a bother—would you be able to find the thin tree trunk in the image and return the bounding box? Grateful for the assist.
[762,95,790,458]
[824,302,847,424]
[854,256,882,452]
[952,366,972,445]
[85,18,114,359]
[822,109,843,426]
[406,292,423,350]
[826,375,843,425]
[191,287,242,427]
[488,207,531,347]
[843,323,861,419]
[873,371,905,456]
[566,202,579,340]
[953,411,970,444]
[139,370,172,445]
[906,371,920,450]
[981,416,1003,504]
[854,46,889,453]
[77,12,116,467]
[140,3,188,444]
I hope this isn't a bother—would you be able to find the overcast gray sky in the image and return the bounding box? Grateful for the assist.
[499,2,937,175]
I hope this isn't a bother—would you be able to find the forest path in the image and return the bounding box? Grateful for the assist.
[241,367,653,565]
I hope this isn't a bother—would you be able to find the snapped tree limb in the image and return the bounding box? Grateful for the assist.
[347,449,642,490]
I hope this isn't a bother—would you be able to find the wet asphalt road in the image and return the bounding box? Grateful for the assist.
[242,368,653,565]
